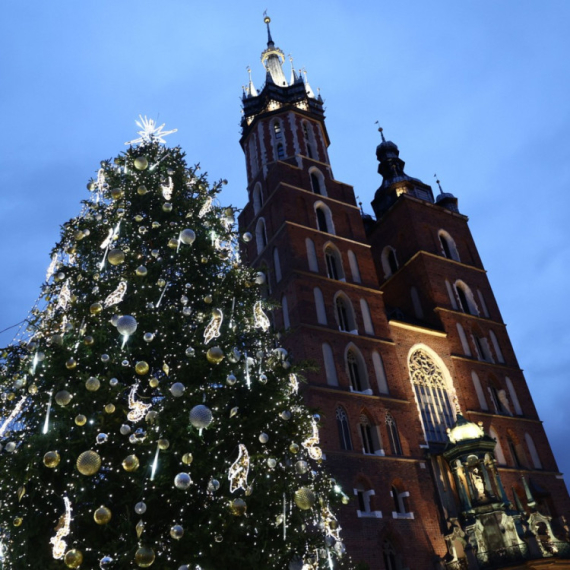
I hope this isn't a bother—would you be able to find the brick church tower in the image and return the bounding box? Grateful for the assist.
[238,18,570,570]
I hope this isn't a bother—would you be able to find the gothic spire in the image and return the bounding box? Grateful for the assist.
[261,14,288,87]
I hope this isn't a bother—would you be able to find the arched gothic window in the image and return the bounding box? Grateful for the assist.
[248,135,259,177]
[324,245,344,280]
[336,407,352,451]
[347,348,369,392]
[273,120,282,139]
[315,202,334,234]
[309,167,326,196]
[335,294,356,333]
[322,343,338,386]
[381,246,399,278]
[409,348,455,442]
[382,540,400,570]
[386,413,403,456]
[359,414,382,454]
[273,247,282,283]
[302,120,315,159]
[455,280,479,315]
[347,250,361,283]
[255,218,268,255]
[252,183,263,214]
[276,142,285,159]
[438,230,460,261]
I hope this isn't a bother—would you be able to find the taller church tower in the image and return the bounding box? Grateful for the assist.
[238,18,570,570]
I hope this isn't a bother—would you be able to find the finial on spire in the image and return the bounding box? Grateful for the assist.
[434,174,444,194]
[263,11,273,45]
[302,68,315,97]
[288,54,297,85]
[376,121,386,143]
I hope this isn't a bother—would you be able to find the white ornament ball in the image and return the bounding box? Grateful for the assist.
[135,501,147,515]
[280,410,292,420]
[116,315,137,336]
[120,424,131,435]
[254,271,266,285]
[143,332,155,342]
[5,442,16,453]
[189,405,213,429]
[259,433,269,444]
[180,229,196,245]
[242,232,252,243]
[170,383,185,397]
[174,472,192,490]
[226,374,237,386]
[267,458,277,469]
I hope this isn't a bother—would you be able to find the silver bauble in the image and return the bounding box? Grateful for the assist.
[226,374,237,386]
[170,382,185,397]
[189,405,213,429]
[116,315,137,336]
[180,229,196,245]
[254,271,266,285]
[143,332,155,342]
[135,501,147,514]
[259,433,269,444]
[174,472,192,490]
[242,232,253,242]
[120,424,131,435]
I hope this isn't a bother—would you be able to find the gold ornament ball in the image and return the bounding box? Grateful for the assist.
[341,495,350,505]
[64,549,84,568]
[13,517,23,527]
[158,439,170,450]
[294,487,316,510]
[163,203,173,213]
[182,453,193,465]
[55,390,73,406]
[6,392,15,401]
[149,377,159,388]
[28,384,38,395]
[136,265,148,276]
[206,346,224,364]
[74,230,84,240]
[105,404,116,414]
[65,358,77,370]
[203,295,213,304]
[122,454,140,472]
[75,414,87,426]
[137,184,148,195]
[84,335,94,346]
[134,156,149,171]
[167,238,178,249]
[43,451,61,468]
[93,506,112,525]
[108,249,125,265]
[289,443,300,454]
[229,498,247,516]
[110,188,123,200]
[89,302,103,315]
[135,546,155,567]
[170,525,184,539]
[85,377,101,391]
[76,450,102,476]
[135,361,150,375]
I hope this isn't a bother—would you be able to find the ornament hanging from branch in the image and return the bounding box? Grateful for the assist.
[127,383,152,423]
[203,309,223,344]
[253,301,270,331]
[302,418,322,460]
[322,505,341,541]
[104,281,127,308]
[198,196,213,218]
[50,496,72,560]
[289,373,299,394]
[161,177,174,200]
[56,280,71,311]
[229,444,250,493]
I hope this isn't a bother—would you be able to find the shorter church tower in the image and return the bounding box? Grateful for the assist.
[238,18,570,570]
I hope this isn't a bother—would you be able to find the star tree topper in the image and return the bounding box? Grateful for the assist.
[125,115,178,146]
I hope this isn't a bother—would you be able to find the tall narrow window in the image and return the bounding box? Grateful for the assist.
[446,280,458,310]
[489,331,504,363]
[281,295,290,329]
[507,434,523,468]
[525,433,542,469]
[252,183,263,214]
[471,371,488,410]
[310,172,321,194]
[335,295,355,332]
[276,143,285,159]
[506,377,522,415]
[303,121,314,158]
[359,415,376,454]
[273,247,282,283]
[383,541,399,570]
[456,323,472,356]
[255,218,268,255]
[457,286,471,315]
[324,246,344,280]
[313,287,327,325]
[322,343,338,386]
[248,135,259,177]
[346,347,369,393]
[336,407,352,451]
[438,230,460,261]
[381,246,399,278]
[273,121,282,139]
[360,298,374,335]
[411,287,424,319]
[440,234,452,259]
[305,238,318,272]
[372,352,389,394]
[409,348,455,443]
[316,208,328,232]
[489,427,507,465]
[348,250,361,283]
[455,281,478,315]
[386,413,403,456]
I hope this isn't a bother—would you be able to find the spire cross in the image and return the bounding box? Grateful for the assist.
[375,121,386,142]
[434,174,444,194]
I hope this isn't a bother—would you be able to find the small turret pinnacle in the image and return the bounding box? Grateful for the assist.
[434,174,444,194]
[288,54,297,85]
[377,123,386,143]
[246,66,258,97]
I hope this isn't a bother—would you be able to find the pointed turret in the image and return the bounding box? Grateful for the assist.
[371,128,434,218]
[434,175,459,213]
[246,67,258,98]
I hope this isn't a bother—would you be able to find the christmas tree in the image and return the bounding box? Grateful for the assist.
[0,118,349,570]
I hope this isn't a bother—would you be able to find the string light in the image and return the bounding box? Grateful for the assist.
[0,396,27,437]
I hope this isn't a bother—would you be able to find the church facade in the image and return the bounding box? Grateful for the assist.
[238,19,570,570]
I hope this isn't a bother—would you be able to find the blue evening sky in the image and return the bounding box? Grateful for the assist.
[1,2,569,482]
